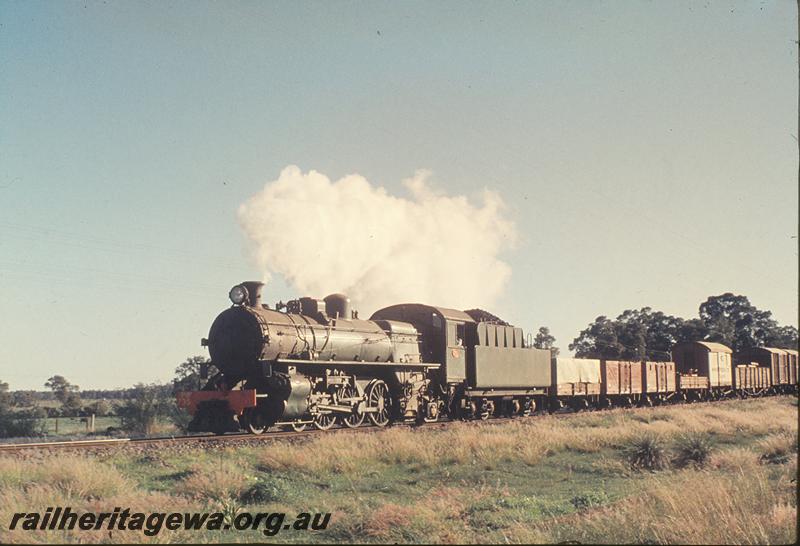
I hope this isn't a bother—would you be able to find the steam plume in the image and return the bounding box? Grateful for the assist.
[238,165,516,314]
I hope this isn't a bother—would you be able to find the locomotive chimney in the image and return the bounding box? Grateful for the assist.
[241,281,264,307]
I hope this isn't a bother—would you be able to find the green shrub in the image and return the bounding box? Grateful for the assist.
[116,383,171,435]
[570,490,609,510]
[239,475,287,504]
[0,406,45,438]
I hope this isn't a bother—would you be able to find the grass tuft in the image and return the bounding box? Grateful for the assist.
[674,431,714,468]
[173,459,251,501]
[758,432,798,465]
[626,434,668,471]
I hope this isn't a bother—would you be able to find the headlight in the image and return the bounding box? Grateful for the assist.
[229,284,248,305]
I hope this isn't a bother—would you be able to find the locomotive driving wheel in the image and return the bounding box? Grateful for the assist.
[338,384,365,428]
[313,412,336,431]
[367,380,392,427]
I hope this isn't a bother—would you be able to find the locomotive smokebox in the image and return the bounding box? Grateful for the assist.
[324,293,351,319]
[241,281,264,307]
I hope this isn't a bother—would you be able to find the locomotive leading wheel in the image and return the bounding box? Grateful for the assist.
[367,380,392,427]
[339,384,365,428]
[242,408,268,435]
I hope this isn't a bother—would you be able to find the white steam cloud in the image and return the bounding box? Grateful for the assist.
[238,165,516,314]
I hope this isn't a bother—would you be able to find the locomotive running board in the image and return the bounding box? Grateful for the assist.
[465,388,547,397]
[276,358,441,370]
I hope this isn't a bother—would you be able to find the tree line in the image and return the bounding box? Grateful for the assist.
[533,292,797,360]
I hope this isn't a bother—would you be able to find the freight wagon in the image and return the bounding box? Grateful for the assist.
[599,360,677,406]
[732,364,771,395]
[672,341,733,399]
[734,347,794,394]
[550,357,601,410]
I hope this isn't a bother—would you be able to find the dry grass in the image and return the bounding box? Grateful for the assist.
[0,454,131,499]
[172,459,252,501]
[533,461,797,545]
[758,431,798,465]
[0,453,203,544]
[256,397,797,477]
[0,482,199,544]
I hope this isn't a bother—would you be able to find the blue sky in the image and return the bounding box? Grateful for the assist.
[1,1,797,389]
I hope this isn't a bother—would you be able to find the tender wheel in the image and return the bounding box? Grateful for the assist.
[422,401,440,423]
[521,398,534,417]
[339,385,365,428]
[572,398,590,412]
[479,399,494,420]
[462,400,478,421]
[367,380,392,427]
[313,412,336,431]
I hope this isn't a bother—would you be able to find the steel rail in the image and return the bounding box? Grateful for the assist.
[0,415,508,453]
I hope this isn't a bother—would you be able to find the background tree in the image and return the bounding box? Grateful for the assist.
[44,375,78,400]
[532,326,560,356]
[116,383,172,435]
[570,308,707,360]
[0,380,43,438]
[699,293,794,351]
[11,390,36,408]
[764,325,799,349]
[44,375,82,416]
[86,399,113,417]
[61,392,83,416]
[570,293,796,359]
[0,381,11,408]
[173,356,217,393]
[170,356,216,432]
[569,315,626,359]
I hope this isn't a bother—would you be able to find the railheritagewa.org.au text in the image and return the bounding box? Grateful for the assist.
[8,507,331,537]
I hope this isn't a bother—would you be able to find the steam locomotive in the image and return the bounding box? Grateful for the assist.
[176,282,798,434]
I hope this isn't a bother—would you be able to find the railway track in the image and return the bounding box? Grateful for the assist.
[0,428,331,453]
[0,395,782,454]
[0,415,519,453]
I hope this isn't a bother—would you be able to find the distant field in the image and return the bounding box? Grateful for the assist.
[0,396,796,544]
[17,398,124,410]
[40,416,123,436]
